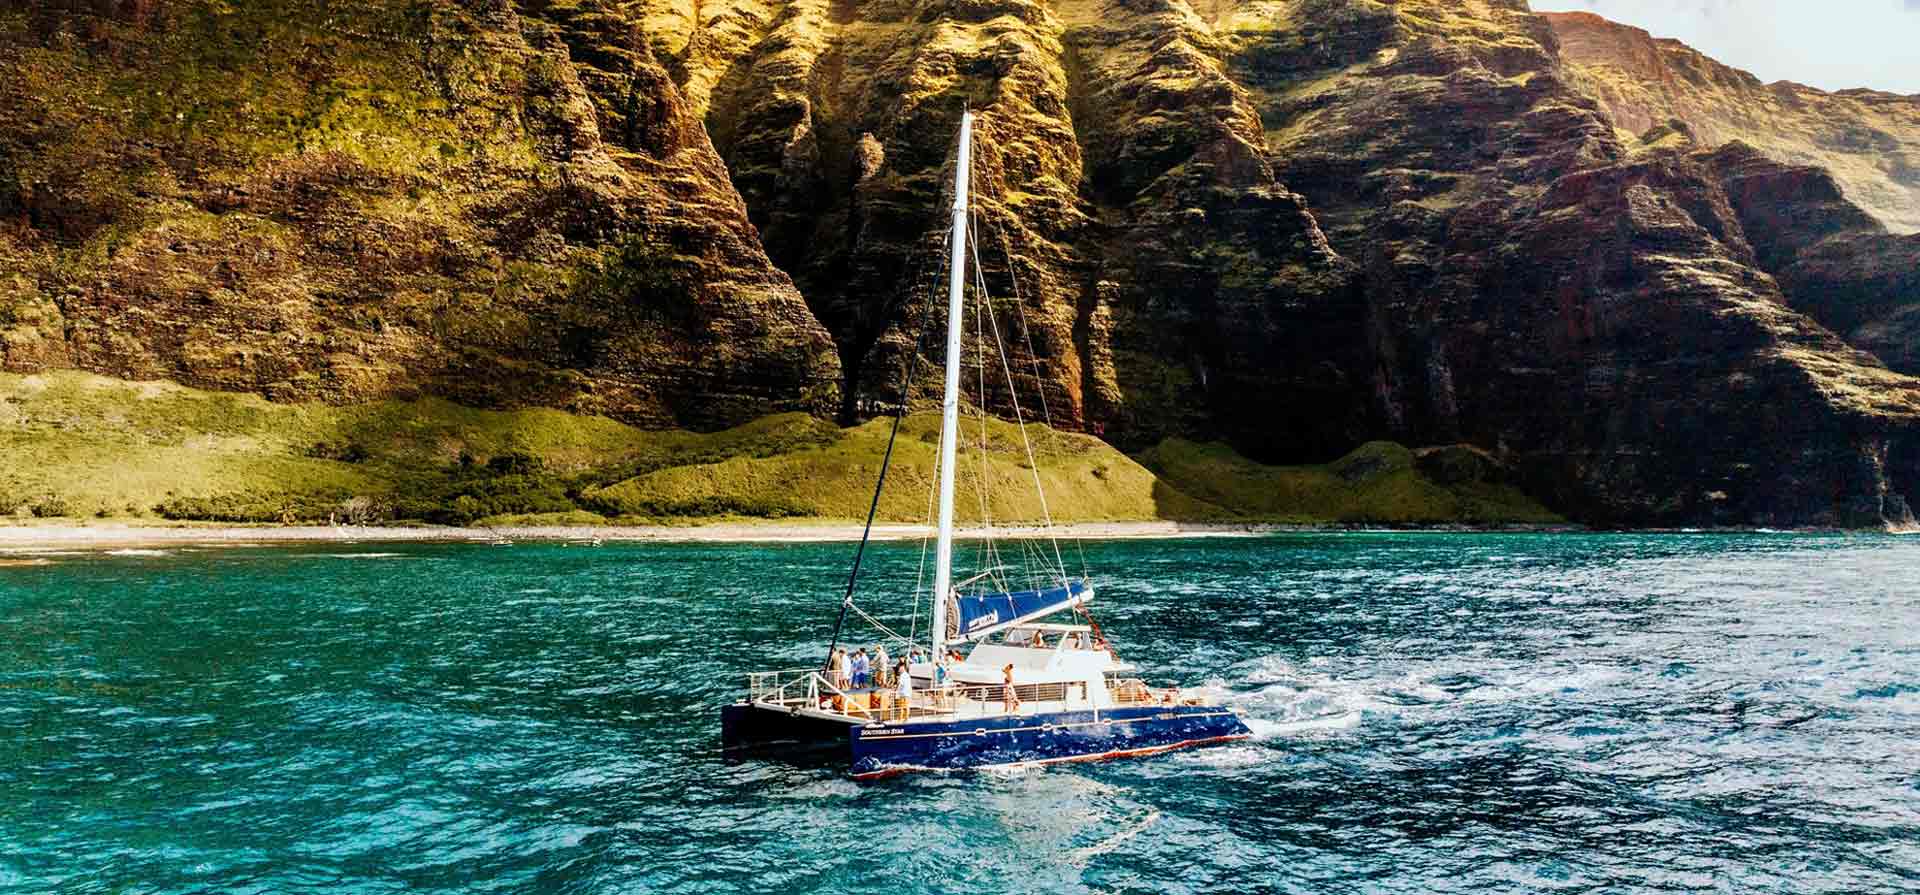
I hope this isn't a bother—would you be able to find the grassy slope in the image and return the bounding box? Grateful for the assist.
[0,371,639,521]
[1136,439,1565,525]
[0,371,1559,526]
[583,414,1219,523]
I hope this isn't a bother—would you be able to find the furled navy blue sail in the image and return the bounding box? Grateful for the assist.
[946,579,1091,642]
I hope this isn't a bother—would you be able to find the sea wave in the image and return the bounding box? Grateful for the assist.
[6,532,1919,893]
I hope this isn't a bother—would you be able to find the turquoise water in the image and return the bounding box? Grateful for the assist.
[2,533,1918,893]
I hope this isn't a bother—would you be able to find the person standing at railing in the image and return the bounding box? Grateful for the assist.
[833,648,850,689]
[1002,664,1020,715]
[932,661,948,708]
[852,648,867,689]
[874,643,891,688]
[894,659,912,720]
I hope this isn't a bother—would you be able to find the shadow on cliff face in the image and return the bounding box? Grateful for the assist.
[1886,437,1920,529]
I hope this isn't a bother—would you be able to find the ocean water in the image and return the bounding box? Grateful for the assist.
[2,533,1917,894]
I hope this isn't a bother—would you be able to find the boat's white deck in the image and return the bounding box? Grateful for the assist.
[745,673,1206,727]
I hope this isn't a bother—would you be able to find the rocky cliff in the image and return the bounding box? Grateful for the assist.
[1543,11,1920,381]
[1543,10,1920,235]
[1225,1,1920,526]
[3,0,1917,528]
[0,0,840,428]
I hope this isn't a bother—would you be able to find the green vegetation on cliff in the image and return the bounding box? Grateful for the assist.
[0,372,1559,527]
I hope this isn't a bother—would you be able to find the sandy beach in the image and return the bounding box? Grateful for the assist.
[0,519,1337,548]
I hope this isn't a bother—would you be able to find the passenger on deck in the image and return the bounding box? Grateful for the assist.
[1030,631,1048,650]
[932,661,948,707]
[1002,664,1020,714]
[832,648,849,689]
[874,644,891,687]
[1073,631,1089,650]
[852,648,869,689]
[894,660,912,720]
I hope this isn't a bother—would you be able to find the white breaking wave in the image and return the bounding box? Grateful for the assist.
[767,778,865,801]
[1065,809,1162,867]
[1244,713,1361,739]
[1226,652,1617,735]
[1231,655,1390,736]
[290,552,409,559]
[1171,743,1273,767]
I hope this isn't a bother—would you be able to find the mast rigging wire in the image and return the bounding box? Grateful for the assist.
[825,110,1091,657]
[820,192,948,668]
[988,215,1092,584]
[969,212,1070,588]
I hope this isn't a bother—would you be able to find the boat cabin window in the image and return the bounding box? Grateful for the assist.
[1003,628,1043,648]
[1000,626,1094,651]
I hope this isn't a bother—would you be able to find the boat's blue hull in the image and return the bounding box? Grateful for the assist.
[721,702,1250,779]
[849,705,1250,778]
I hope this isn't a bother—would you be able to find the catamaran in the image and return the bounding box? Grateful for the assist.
[719,111,1251,780]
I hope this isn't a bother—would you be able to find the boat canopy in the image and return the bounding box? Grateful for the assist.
[946,579,1091,644]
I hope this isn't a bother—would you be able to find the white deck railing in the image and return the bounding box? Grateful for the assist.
[742,670,1209,724]
[745,668,833,706]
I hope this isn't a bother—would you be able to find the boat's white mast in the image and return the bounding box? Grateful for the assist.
[931,110,973,653]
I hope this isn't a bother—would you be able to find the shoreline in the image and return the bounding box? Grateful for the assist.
[6,520,1902,548]
[0,519,1600,548]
